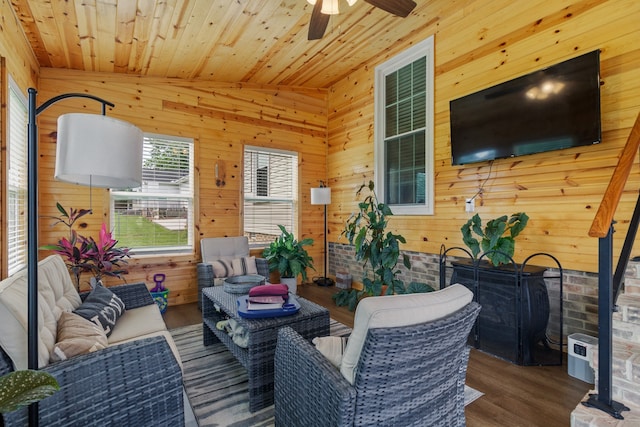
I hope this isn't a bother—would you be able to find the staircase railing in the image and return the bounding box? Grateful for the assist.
[584,112,640,419]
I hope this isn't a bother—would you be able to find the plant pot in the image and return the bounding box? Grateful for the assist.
[280,277,297,295]
[269,270,281,284]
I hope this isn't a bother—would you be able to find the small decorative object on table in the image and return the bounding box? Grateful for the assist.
[223,274,265,294]
[150,273,169,314]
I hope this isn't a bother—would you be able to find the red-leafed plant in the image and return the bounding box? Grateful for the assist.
[83,223,131,281]
[40,203,131,289]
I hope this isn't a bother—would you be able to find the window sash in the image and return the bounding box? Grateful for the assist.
[243,147,297,246]
[385,131,426,205]
[111,134,194,254]
[375,35,434,215]
[7,79,28,275]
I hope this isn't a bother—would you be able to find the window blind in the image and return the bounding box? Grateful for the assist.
[111,134,194,253]
[244,147,297,245]
[383,56,427,206]
[7,81,28,275]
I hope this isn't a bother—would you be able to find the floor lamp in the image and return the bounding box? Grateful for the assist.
[311,181,334,286]
[27,88,143,426]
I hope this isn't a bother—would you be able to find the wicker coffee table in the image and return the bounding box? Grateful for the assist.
[202,286,330,412]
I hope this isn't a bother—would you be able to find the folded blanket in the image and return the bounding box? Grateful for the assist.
[249,283,289,297]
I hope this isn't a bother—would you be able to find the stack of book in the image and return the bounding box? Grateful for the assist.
[247,295,285,311]
[246,283,289,311]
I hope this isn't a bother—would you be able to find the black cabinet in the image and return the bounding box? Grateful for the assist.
[449,259,560,366]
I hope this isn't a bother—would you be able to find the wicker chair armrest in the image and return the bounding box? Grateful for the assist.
[197,262,214,286]
[4,336,184,426]
[197,262,215,310]
[275,326,355,427]
[109,282,155,309]
[80,282,154,310]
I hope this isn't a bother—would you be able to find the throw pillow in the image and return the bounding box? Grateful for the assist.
[50,312,108,362]
[211,259,234,278]
[231,256,258,276]
[74,284,126,337]
[312,336,348,369]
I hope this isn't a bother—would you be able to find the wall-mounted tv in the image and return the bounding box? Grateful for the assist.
[450,50,601,166]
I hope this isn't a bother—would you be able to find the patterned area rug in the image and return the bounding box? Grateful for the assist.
[171,321,482,427]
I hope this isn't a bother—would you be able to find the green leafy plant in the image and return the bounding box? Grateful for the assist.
[460,212,529,266]
[40,203,131,289]
[262,225,315,281]
[0,370,59,425]
[334,181,433,311]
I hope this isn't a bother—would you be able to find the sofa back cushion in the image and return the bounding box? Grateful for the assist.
[0,255,81,369]
[339,284,473,385]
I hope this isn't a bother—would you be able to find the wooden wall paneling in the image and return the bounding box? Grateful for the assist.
[34,70,328,303]
[327,0,640,274]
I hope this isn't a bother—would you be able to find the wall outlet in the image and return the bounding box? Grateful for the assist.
[465,198,475,212]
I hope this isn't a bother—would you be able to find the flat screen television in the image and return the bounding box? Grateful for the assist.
[450,50,601,166]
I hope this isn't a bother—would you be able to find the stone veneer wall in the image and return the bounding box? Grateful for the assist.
[329,242,599,343]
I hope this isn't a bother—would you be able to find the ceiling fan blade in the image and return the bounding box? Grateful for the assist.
[364,0,417,17]
[308,0,330,40]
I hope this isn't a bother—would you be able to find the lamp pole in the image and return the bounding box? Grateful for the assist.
[310,182,334,286]
[26,88,115,426]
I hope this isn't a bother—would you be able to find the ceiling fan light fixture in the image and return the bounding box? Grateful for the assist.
[307,0,316,4]
[321,0,340,14]
[346,0,358,6]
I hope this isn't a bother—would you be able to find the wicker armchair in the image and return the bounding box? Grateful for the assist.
[197,236,269,309]
[0,283,184,426]
[274,295,480,427]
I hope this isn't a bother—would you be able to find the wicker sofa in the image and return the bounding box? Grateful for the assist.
[274,284,481,427]
[196,236,269,309]
[0,255,184,426]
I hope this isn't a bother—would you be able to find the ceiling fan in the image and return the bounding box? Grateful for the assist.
[307,0,417,40]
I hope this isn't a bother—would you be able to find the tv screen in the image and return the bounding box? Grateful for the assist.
[450,50,601,166]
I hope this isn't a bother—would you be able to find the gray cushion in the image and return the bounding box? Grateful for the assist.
[74,285,126,337]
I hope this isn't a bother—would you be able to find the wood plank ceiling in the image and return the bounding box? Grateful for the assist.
[11,0,432,89]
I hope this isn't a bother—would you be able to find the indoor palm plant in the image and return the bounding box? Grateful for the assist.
[460,212,529,266]
[41,203,131,289]
[262,225,315,293]
[334,181,432,311]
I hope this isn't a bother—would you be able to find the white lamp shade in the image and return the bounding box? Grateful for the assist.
[55,113,143,189]
[311,187,331,205]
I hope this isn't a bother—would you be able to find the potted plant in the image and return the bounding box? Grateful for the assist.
[40,203,131,290]
[334,181,433,311]
[0,370,59,427]
[460,212,529,266]
[262,225,315,294]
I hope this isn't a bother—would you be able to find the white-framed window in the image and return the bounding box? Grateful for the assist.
[243,146,298,246]
[374,35,434,215]
[111,133,194,254]
[7,77,28,275]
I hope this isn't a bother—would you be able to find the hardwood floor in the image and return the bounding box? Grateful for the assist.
[164,284,590,426]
